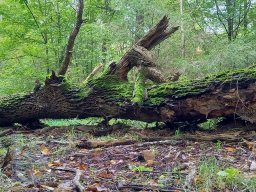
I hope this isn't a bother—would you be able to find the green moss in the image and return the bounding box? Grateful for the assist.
[1,68,255,109]
[89,75,133,101]
[132,72,145,103]
[148,68,256,104]
[0,93,28,109]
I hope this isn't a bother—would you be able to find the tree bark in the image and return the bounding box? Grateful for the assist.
[1,68,256,127]
[0,16,256,128]
[58,0,84,76]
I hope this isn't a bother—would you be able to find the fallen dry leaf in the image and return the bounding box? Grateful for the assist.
[146,159,154,166]
[97,170,113,179]
[243,140,255,151]
[142,150,155,164]
[33,168,41,176]
[48,160,63,167]
[54,182,73,192]
[250,161,256,171]
[40,145,51,155]
[86,183,110,192]
[225,146,236,152]
[78,163,88,170]
[40,184,55,191]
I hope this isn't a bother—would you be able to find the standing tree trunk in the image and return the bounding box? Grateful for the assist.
[180,0,185,57]
[226,0,234,41]
[243,0,248,30]
[58,0,84,76]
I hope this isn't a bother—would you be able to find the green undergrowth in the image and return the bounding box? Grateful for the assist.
[0,93,28,108]
[132,72,146,103]
[199,118,224,130]
[196,157,256,191]
[41,117,104,126]
[41,117,157,128]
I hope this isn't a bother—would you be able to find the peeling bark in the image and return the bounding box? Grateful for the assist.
[109,16,179,80]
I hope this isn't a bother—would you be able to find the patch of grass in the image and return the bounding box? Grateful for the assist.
[65,126,76,139]
[42,117,159,129]
[130,165,153,172]
[214,140,222,151]
[42,117,155,128]
[41,117,103,126]
[174,128,182,138]
[195,157,256,191]
[199,118,223,130]
[0,171,12,191]
[109,118,156,129]
[0,148,6,156]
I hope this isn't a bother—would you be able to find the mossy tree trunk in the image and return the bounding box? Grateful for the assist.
[0,16,256,128]
[1,69,256,127]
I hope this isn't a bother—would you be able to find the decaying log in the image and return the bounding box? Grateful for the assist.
[109,16,179,81]
[77,138,182,149]
[1,68,256,128]
[0,15,256,129]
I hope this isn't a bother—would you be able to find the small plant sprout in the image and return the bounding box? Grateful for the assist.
[214,140,222,151]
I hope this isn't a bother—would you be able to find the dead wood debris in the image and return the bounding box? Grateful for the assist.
[72,169,85,192]
[76,128,256,149]
[76,138,183,149]
[118,183,184,192]
[0,129,13,137]
[1,147,13,169]
[183,130,256,142]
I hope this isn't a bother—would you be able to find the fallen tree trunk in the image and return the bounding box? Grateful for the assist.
[1,68,256,127]
[0,16,256,127]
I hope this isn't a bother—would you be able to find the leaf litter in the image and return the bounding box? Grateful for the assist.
[0,125,256,191]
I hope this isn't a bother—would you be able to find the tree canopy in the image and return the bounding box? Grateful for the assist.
[0,0,255,95]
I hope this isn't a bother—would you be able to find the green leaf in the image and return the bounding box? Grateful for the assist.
[217,168,239,178]
[131,165,153,172]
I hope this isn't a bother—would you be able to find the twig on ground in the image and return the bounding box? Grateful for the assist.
[0,129,13,137]
[77,138,183,149]
[183,130,256,142]
[1,147,14,169]
[73,169,85,192]
[50,167,76,173]
[118,183,184,192]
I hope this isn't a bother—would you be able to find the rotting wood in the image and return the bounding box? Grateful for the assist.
[1,68,256,128]
[0,129,13,137]
[117,183,184,192]
[72,169,85,192]
[109,16,179,80]
[0,16,256,129]
[77,139,183,149]
[76,129,256,149]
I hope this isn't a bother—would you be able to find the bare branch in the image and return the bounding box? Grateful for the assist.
[110,16,179,80]
[24,1,47,43]
[234,0,252,38]
[214,0,229,35]
[72,169,85,192]
[58,0,84,76]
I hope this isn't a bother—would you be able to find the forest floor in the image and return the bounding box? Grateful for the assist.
[0,122,256,192]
